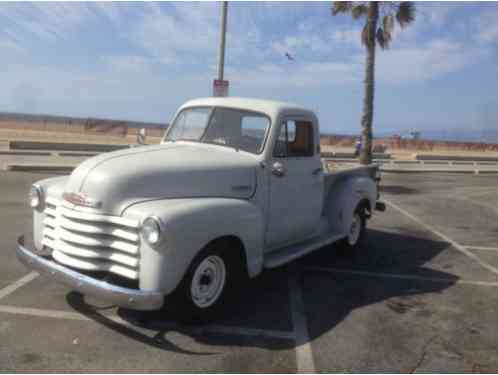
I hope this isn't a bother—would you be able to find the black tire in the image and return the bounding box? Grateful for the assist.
[338,205,367,253]
[165,242,242,324]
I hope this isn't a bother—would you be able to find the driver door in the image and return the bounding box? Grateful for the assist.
[265,119,324,249]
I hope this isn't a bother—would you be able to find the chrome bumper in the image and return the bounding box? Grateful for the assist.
[16,235,163,311]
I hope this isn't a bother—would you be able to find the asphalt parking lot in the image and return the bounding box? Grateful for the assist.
[1,170,498,372]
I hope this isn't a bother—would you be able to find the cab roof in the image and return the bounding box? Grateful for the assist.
[179,97,314,119]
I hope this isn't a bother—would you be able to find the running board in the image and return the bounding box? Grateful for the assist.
[263,232,345,269]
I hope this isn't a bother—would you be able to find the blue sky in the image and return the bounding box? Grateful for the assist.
[1,2,498,136]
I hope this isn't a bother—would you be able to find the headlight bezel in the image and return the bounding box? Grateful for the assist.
[140,216,164,245]
[29,184,44,209]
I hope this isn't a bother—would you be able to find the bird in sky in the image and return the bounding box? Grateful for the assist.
[285,52,295,62]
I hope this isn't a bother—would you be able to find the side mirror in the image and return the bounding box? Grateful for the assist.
[137,128,146,145]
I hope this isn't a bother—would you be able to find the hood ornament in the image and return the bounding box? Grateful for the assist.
[63,192,102,208]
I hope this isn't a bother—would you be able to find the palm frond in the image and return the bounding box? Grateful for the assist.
[396,2,415,28]
[331,2,353,16]
[351,4,368,19]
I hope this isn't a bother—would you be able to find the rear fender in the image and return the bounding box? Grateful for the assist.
[323,177,377,235]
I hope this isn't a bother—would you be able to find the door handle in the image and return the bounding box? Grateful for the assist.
[312,167,323,176]
[271,161,286,177]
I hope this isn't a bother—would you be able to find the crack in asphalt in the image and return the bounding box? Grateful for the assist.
[409,335,438,374]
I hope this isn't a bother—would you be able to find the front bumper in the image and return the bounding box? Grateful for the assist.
[16,235,163,311]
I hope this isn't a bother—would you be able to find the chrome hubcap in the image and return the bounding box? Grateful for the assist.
[348,213,361,246]
[191,255,226,308]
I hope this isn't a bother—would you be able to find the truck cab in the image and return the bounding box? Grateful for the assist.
[17,97,384,322]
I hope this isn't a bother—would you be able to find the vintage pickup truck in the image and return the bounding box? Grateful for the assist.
[17,97,385,321]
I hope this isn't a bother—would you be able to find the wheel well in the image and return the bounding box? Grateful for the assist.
[205,235,249,277]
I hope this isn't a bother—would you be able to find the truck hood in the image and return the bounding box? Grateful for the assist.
[64,142,258,215]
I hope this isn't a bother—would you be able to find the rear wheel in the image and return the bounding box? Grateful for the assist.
[340,206,367,252]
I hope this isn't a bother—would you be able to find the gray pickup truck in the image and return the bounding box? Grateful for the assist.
[18,97,385,321]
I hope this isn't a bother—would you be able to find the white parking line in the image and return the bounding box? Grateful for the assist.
[0,304,294,340]
[0,272,38,301]
[305,266,498,287]
[288,266,316,373]
[385,199,498,277]
[0,305,88,321]
[464,246,498,252]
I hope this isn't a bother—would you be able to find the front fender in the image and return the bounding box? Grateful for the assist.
[123,198,265,295]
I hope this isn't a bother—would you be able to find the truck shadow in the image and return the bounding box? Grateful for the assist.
[66,229,457,353]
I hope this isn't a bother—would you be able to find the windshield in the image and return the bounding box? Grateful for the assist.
[165,106,270,154]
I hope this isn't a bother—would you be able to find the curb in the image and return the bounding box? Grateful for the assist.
[4,164,76,172]
[0,150,52,156]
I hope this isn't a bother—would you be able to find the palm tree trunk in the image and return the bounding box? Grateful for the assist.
[359,2,378,165]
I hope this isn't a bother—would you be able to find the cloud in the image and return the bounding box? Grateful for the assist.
[129,3,219,64]
[476,9,498,43]
[227,60,360,90]
[0,2,93,42]
[374,39,487,84]
[332,28,362,48]
[102,55,155,73]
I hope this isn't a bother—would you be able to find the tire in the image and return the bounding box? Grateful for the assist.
[165,243,241,324]
[339,205,367,253]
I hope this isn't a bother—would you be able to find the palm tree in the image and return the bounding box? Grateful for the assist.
[332,2,415,164]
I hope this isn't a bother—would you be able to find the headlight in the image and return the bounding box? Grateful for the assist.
[29,185,43,209]
[141,216,163,245]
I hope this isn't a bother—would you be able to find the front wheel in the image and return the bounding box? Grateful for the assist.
[165,244,238,323]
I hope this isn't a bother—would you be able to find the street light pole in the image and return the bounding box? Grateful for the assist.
[217,1,228,81]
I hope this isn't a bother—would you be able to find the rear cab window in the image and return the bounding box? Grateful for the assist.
[273,119,314,158]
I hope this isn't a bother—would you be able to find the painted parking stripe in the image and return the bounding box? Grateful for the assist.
[288,265,316,373]
[0,272,39,301]
[464,246,498,252]
[305,267,498,287]
[0,305,294,340]
[384,199,498,277]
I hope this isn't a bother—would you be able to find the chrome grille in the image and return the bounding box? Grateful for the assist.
[42,197,141,280]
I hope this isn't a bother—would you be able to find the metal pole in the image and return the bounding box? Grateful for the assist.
[217,1,228,80]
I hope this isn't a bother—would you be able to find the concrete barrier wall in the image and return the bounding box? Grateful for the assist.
[320,134,498,152]
[9,141,130,152]
[0,117,164,139]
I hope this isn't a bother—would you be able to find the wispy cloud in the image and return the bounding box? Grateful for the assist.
[375,38,488,84]
[0,2,93,42]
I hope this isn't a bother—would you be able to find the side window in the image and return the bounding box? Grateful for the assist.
[273,120,314,157]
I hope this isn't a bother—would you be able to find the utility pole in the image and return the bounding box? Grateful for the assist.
[217,1,228,81]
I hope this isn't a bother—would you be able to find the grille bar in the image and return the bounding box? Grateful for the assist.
[42,198,140,280]
[52,250,138,280]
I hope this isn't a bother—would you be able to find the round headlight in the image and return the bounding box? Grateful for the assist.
[29,185,43,209]
[141,216,163,245]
